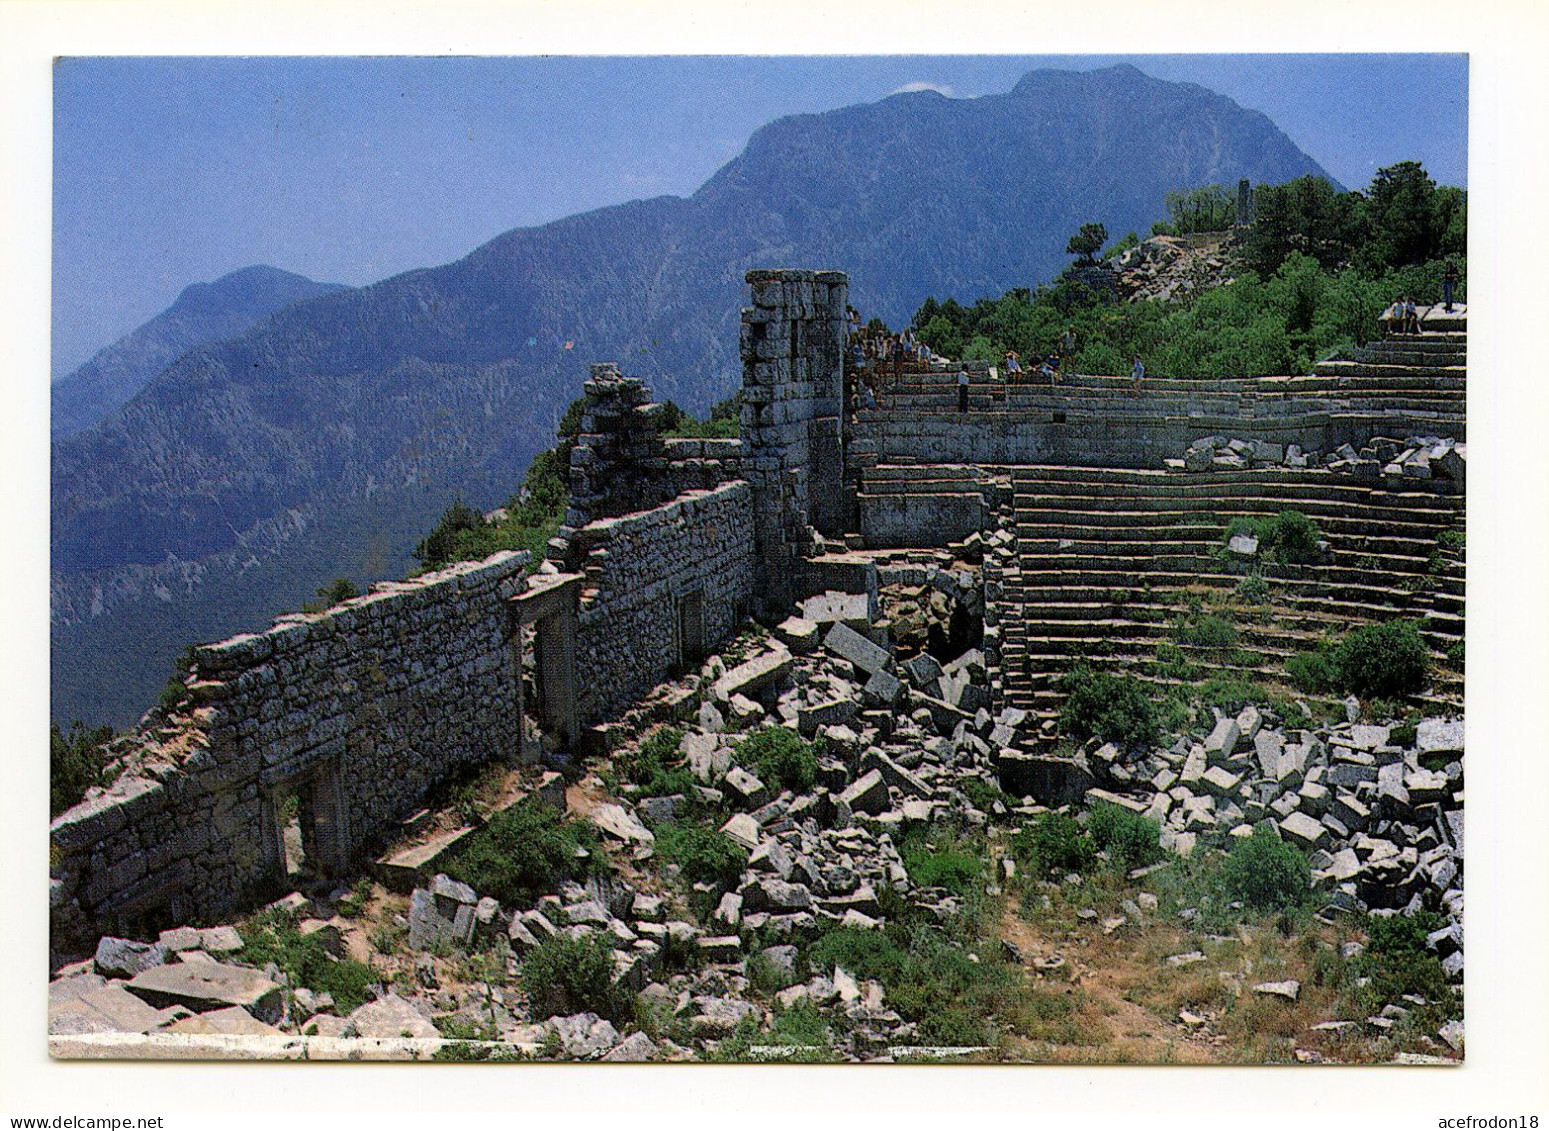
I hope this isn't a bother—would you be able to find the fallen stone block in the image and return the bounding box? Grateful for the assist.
[696,935,744,964]
[602,1031,659,1062]
[775,616,820,653]
[863,668,903,708]
[1085,787,1148,814]
[547,1011,621,1057]
[722,765,769,809]
[1279,811,1328,851]
[998,751,1095,805]
[199,926,244,955]
[1204,718,1241,760]
[719,813,762,851]
[1200,765,1242,798]
[903,653,944,688]
[712,648,793,703]
[49,981,175,1035]
[408,876,478,951]
[124,962,284,1025]
[864,750,930,799]
[822,622,891,676]
[164,1005,284,1037]
[838,769,890,815]
[798,698,858,737]
[94,937,167,980]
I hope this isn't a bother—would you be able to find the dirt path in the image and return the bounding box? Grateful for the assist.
[997,903,1224,1064]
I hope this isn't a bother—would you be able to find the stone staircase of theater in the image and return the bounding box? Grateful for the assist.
[856,326,1465,436]
[992,465,1465,744]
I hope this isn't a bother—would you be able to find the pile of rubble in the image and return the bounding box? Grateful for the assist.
[398,602,1026,1060]
[49,598,1025,1061]
[47,577,1464,1061]
[1169,434,1466,487]
[1113,234,1236,304]
[1074,704,1464,981]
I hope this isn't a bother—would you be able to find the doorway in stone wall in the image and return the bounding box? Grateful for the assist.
[267,760,350,890]
[677,591,705,673]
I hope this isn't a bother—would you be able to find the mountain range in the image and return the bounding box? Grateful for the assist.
[51,63,1334,726]
[51,265,347,439]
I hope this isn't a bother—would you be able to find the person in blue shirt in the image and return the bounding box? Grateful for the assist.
[1130,356,1146,391]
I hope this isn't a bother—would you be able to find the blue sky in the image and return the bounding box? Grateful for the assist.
[53,54,1467,378]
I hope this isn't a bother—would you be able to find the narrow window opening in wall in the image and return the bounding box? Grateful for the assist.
[750,321,767,341]
[1052,411,1067,424]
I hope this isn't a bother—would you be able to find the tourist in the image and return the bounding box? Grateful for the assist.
[958,369,970,413]
[1385,296,1405,336]
[1003,350,1022,384]
[1443,261,1459,313]
[1039,354,1056,383]
[1044,351,1062,384]
[1130,356,1145,391]
[1405,295,1420,335]
[1060,324,1077,379]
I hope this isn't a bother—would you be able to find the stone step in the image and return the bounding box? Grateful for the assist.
[1000,646,1464,692]
[1012,507,1448,537]
[1016,527,1438,557]
[1312,361,1465,380]
[1008,578,1438,609]
[1013,493,1459,524]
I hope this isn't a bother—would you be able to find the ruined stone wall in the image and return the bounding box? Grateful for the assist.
[50,551,531,945]
[739,269,849,614]
[854,402,1462,469]
[569,481,758,725]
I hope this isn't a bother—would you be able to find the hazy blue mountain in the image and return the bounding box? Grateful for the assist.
[51,265,348,439]
[52,64,1333,726]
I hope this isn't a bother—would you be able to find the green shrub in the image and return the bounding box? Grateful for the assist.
[336,878,373,920]
[519,933,625,1023]
[734,726,818,793]
[1012,812,1096,875]
[615,726,698,800]
[236,909,378,1013]
[1389,722,1418,748]
[1198,674,1265,713]
[1358,910,1459,1019]
[959,777,1015,813]
[900,829,984,895]
[1287,645,1342,693]
[1234,573,1271,604]
[440,800,599,908]
[806,926,910,986]
[1088,802,1163,871]
[1173,613,1238,650]
[1219,827,1310,914]
[49,721,114,818]
[1226,511,1323,565]
[653,820,747,888]
[1058,664,1159,749]
[1335,620,1430,698]
[302,577,359,613]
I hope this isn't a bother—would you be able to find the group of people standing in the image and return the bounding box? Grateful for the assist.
[847,306,934,410]
[847,311,1149,415]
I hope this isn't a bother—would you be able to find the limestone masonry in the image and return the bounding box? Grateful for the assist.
[51,268,1467,963]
